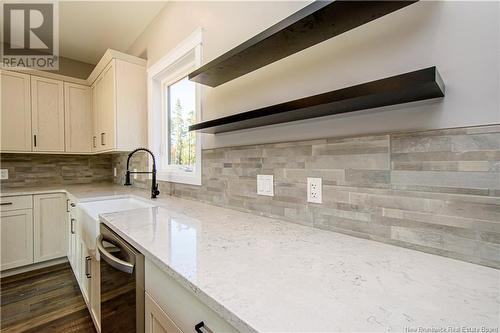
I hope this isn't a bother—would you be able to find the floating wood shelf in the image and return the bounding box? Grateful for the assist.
[189,67,445,134]
[188,1,418,87]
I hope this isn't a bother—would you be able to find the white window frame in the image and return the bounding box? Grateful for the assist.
[147,29,203,186]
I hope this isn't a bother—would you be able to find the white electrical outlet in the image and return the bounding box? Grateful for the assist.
[307,177,322,204]
[257,175,274,196]
[133,168,138,179]
[113,167,117,177]
[0,169,8,180]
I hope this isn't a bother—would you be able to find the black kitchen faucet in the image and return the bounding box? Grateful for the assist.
[124,148,160,199]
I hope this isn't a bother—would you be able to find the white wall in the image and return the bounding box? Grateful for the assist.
[128,1,500,149]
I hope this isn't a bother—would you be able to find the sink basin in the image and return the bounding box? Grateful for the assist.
[77,197,156,248]
[79,197,155,220]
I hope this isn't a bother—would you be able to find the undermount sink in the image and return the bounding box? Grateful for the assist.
[77,197,156,248]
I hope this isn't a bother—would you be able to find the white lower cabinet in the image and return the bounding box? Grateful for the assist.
[33,193,68,263]
[80,242,92,304]
[146,292,183,333]
[1,194,67,272]
[67,203,101,331]
[0,209,33,271]
[145,259,238,333]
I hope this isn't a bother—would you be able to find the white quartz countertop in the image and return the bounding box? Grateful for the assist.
[99,196,500,332]
[3,184,499,332]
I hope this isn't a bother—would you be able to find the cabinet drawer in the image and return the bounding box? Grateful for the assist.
[145,259,238,333]
[0,195,32,211]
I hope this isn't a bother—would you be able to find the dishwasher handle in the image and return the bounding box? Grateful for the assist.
[97,235,134,274]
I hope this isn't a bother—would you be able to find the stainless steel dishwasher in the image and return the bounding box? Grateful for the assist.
[97,224,144,333]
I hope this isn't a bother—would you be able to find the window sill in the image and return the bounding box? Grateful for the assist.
[157,170,201,186]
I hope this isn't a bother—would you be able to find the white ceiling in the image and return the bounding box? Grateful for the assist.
[59,1,167,64]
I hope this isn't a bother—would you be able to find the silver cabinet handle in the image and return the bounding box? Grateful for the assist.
[70,218,75,234]
[100,132,105,146]
[0,202,13,206]
[96,235,134,274]
[66,199,70,212]
[92,136,97,148]
[85,256,91,278]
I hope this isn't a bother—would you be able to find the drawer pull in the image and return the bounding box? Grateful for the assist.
[0,202,13,206]
[195,322,213,333]
[101,132,105,146]
[70,218,76,234]
[85,256,91,278]
[92,136,97,148]
[66,199,70,212]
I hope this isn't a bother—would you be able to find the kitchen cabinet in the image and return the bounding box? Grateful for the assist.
[0,195,34,271]
[91,84,99,152]
[31,76,65,152]
[0,71,32,152]
[80,242,92,305]
[91,59,146,152]
[90,254,101,329]
[64,82,92,153]
[68,206,80,278]
[146,292,183,333]
[145,259,237,333]
[33,193,67,263]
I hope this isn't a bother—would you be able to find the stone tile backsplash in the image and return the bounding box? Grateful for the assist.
[0,153,112,188]
[113,125,500,268]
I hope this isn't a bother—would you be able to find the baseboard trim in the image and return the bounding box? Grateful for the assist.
[0,257,68,278]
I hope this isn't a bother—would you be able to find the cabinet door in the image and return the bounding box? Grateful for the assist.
[80,243,91,305]
[91,83,99,152]
[31,76,65,152]
[145,293,183,333]
[90,253,101,328]
[0,71,31,151]
[97,62,116,151]
[0,209,33,270]
[33,193,67,262]
[64,82,92,153]
[68,213,77,270]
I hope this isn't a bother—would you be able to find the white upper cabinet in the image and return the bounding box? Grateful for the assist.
[64,82,92,153]
[94,62,116,151]
[1,50,146,155]
[1,71,32,152]
[91,58,147,152]
[31,76,65,152]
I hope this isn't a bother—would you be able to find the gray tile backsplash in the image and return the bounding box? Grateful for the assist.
[0,153,112,187]
[113,125,500,268]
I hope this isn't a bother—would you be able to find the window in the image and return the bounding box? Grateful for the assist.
[165,77,196,172]
[148,29,202,185]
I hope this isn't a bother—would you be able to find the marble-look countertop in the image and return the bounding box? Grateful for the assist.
[3,184,499,332]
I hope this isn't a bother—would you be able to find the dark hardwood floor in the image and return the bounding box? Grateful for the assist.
[0,263,96,333]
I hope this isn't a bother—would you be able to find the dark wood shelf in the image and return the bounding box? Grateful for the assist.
[189,67,445,134]
[188,1,418,87]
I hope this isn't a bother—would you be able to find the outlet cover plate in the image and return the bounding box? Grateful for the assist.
[257,175,274,196]
[0,169,8,180]
[307,177,322,204]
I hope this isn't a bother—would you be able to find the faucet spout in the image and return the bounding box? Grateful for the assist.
[124,148,160,199]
